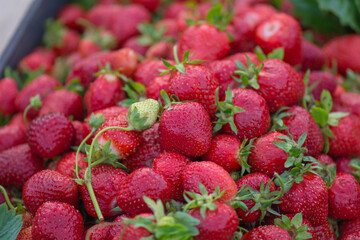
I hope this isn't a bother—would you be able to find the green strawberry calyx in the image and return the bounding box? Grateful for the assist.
[232,56,264,90]
[274,213,313,240]
[255,46,285,62]
[43,19,66,49]
[238,138,256,176]
[23,94,42,126]
[213,86,245,135]
[0,203,23,240]
[270,107,294,132]
[349,159,360,184]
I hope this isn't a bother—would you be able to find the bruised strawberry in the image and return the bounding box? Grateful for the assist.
[0,125,26,152]
[159,102,212,156]
[0,78,18,116]
[116,167,172,215]
[55,152,88,178]
[27,113,75,159]
[23,169,78,214]
[39,89,84,120]
[256,13,302,65]
[301,39,326,71]
[57,4,85,31]
[0,144,44,189]
[18,47,56,73]
[32,201,83,240]
[134,59,170,86]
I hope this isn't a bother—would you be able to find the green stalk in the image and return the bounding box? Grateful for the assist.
[261,173,285,204]
[0,185,14,210]
[22,105,31,126]
[75,129,95,181]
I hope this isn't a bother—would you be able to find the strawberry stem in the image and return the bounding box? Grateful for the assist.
[0,185,14,210]
[23,94,42,125]
[75,129,96,181]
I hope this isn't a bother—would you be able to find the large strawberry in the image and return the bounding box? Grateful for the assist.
[255,13,302,65]
[23,169,78,214]
[32,201,83,240]
[0,77,18,116]
[27,112,75,159]
[0,125,26,152]
[0,144,44,189]
[159,101,212,156]
[18,47,56,73]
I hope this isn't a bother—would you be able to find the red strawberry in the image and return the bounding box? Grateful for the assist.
[116,167,172,215]
[146,75,170,100]
[159,102,212,156]
[273,214,315,238]
[341,232,360,240]
[79,164,128,218]
[15,75,59,119]
[308,71,337,101]
[0,144,44,189]
[18,47,56,73]
[334,91,360,116]
[84,70,126,114]
[123,123,163,171]
[32,201,83,240]
[16,226,32,240]
[57,4,86,31]
[328,173,360,220]
[276,106,324,156]
[156,19,180,40]
[301,39,326,71]
[316,154,335,165]
[130,0,159,12]
[163,2,190,19]
[242,225,291,239]
[183,161,237,203]
[23,169,78,214]
[111,214,153,240]
[279,173,328,226]
[323,35,360,74]
[71,120,86,146]
[152,151,191,201]
[9,113,28,134]
[255,13,302,65]
[248,132,288,177]
[83,222,112,240]
[86,5,123,30]
[146,41,173,59]
[123,37,149,56]
[0,77,18,115]
[134,59,170,86]
[39,89,84,120]
[179,24,229,61]
[96,113,140,159]
[55,152,88,178]
[27,113,75,159]
[0,125,26,152]
[313,221,336,240]
[340,218,360,238]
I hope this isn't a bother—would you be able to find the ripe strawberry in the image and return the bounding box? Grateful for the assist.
[272,213,315,239]
[279,173,328,226]
[18,47,56,73]
[323,35,360,74]
[340,218,360,238]
[334,91,360,116]
[32,201,83,240]
[16,226,32,240]
[163,2,190,19]
[316,154,335,165]
[134,59,170,86]
[57,4,85,31]
[116,167,172,215]
[9,113,28,134]
[301,39,326,71]
[79,164,128,218]
[276,106,324,156]
[328,173,360,220]
[71,120,86,145]
[96,113,140,159]
[179,24,229,61]
[0,77,18,115]
[0,144,44,189]
[313,221,336,240]
[341,232,360,240]
[84,222,112,240]
[27,113,75,159]
[248,132,288,177]
[146,41,173,59]
[110,213,153,240]
[159,102,212,156]
[15,75,59,119]
[243,225,292,239]
[255,13,302,65]
[156,19,180,40]
[23,169,78,214]
[123,123,163,171]
[39,89,84,120]
[84,69,126,114]
[86,4,123,30]
[308,71,337,101]
[146,75,170,100]
[123,37,149,56]
[0,125,26,152]
[55,152,88,178]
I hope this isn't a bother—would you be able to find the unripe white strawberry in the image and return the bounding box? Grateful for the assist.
[128,99,160,131]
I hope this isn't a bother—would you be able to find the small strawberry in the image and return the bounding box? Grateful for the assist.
[27,112,75,159]
[18,47,56,73]
[0,144,44,189]
[16,226,32,240]
[23,169,78,214]
[57,4,86,30]
[313,154,336,188]
[328,173,360,220]
[55,152,88,178]
[32,201,83,240]
[0,125,26,152]
[242,225,291,239]
[116,167,172,216]
[255,13,302,65]
[159,101,212,156]
[301,39,326,71]
[0,77,18,116]
[39,89,84,120]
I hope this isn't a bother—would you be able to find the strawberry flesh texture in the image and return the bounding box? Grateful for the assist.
[301,39,326,71]
[308,71,337,101]
[16,226,32,240]
[313,221,336,240]
[0,78,18,115]
[18,47,55,73]
[134,59,171,86]
[57,4,86,31]
[340,218,360,238]
[242,225,291,240]
[55,152,88,178]
[146,75,170,100]
[0,125,26,153]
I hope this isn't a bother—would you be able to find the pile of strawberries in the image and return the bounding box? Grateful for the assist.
[2,0,360,239]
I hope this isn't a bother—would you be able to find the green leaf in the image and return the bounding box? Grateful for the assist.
[267,47,284,60]
[291,213,303,228]
[320,90,333,113]
[0,204,23,240]
[310,107,329,127]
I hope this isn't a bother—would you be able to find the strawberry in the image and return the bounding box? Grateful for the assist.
[15,75,59,119]
[273,213,314,239]
[0,144,44,189]
[134,59,170,86]
[79,164,128,218]
[57,4,86,31]
[340,218,360,238]
[110,213,153,240]
[308,71,337,101]
[313,221,336,240]
[39,89,84,120]
[72,120,87,146]
[123,123,163,171]
[130,0,159,12]
[0,125,26,152]
[27,113,75,159]
[301,39,326,71]
[159,101,212,156]
[275,106,324,156]
[146,75,170,100]
[23,169,78,214]
[0,77,18,116]
[84,67,126,114]
[16,226,32,240]
[255,13,302,65]
[242,225,291,239]
[316,154,335,165]
[334,91,360,116]
[116,167,172,215]
[163,2,190,19]
[183,161,237,203]
[202,134,254,173]
[86,5,123,30]
[328,173,360,220]
[156,19,180,40]
[55,152,88,178]
[84,222,113,240]
[32,201,83,240]
[9,113,28,134]
[341,232,360,240]
[152,151,191,201]
[146,41,173,59]
[123,37,149,56]
[323,35,360,74]
[18,47,56,73]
